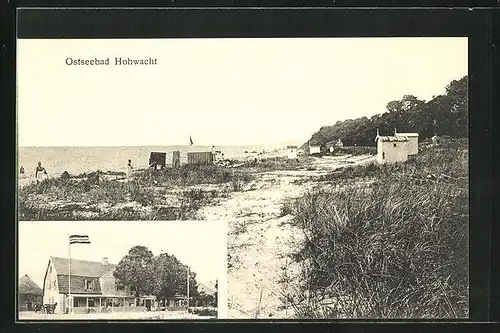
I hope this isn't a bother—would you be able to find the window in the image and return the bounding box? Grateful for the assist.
[393,143,397,147]
[88,299,95,307]
[84,279,94,291]
[116,283,125,291]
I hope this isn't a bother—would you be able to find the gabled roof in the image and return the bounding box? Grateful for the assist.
[395,133,419,137]
[376,136,409,142]
[50,256,116,277]
[19,274,43,295]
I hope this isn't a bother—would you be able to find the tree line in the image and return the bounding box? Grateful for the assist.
[307,75,467,148]
[113,245,216,306]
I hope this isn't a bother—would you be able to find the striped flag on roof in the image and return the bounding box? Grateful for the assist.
[69,234,91,244]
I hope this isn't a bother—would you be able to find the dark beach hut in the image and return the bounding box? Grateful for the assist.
[19,274,43,311]
[149,152,167,170]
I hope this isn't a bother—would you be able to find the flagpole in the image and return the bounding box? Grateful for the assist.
[186,267,190,308]
[68,234,71,314]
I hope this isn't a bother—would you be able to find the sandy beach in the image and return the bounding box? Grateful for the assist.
[199,154,376,318]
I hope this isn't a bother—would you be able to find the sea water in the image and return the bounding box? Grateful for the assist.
[18,145,287,177]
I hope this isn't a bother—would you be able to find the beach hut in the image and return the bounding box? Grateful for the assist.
[335,139,344,148]
[286,146,298,159]
[172,151,181,168]
[187,152,214,165]
[149,152,166,170]
[375,129,410,164]
[19,274,43,311]
[394,129,419,155]
[309,145,321,155]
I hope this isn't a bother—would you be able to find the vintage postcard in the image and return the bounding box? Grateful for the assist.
[17,37,468,319]
[18,220,227,320]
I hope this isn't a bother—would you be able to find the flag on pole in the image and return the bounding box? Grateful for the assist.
[68,234,90,314]
[69,234,91,244]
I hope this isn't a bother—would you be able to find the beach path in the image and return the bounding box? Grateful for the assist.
[200,154,375,319]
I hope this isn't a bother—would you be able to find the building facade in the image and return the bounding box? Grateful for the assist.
[375,136,410,164]
[42,256,147,314]
[394,130,419,155]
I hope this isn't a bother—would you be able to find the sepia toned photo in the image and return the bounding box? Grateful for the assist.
[17,37,468,320]
[18,221,227,320]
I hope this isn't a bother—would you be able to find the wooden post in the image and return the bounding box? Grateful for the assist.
[255,287,263,318]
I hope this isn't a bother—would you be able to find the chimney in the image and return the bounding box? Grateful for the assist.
[102,257,109,265]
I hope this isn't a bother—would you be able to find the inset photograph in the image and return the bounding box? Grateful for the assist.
[18,221,226,320]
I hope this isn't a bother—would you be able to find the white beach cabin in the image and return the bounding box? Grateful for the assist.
[309,146,321,155]
[394,129,419,155]
[286,146,298,159]
[375,129,410,164]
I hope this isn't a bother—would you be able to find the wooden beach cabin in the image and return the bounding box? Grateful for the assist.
[149,152,167,170]
[375,129,411,164]
[19,274,43,311]
[42,256,150,314]
[187,152,214,165]
[172,151,181,168]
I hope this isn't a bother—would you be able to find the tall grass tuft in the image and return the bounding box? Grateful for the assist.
[283,139,469,318]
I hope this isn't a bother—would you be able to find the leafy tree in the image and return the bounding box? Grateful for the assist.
[214,279,218,306]
[305,76,468,148]
[113,246,155,298]
[114,247,199,305]
[152,252,198,300]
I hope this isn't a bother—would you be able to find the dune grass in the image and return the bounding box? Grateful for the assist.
[238,157,312,172]
[18,164,254,221]
[280,138,469,318]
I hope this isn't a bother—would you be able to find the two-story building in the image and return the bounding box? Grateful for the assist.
[42,256,153,314]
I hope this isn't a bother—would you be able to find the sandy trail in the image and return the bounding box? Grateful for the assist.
[18,310,212,320]
[200,155,375,319]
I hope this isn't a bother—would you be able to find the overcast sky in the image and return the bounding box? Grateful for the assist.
[18,221,226,288]
[17,37,467,147]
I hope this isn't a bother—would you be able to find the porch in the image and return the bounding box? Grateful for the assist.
[67,294,143,314]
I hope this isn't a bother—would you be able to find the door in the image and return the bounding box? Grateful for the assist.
[145,299,151,311]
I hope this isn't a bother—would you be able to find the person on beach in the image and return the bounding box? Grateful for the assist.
[35,162,47,184]
[126,159,133,181]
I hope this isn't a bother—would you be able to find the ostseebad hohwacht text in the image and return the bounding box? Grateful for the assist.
[65,57,158,66]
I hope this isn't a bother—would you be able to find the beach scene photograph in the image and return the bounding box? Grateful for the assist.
[18,220,226,320]
[17,37,468,319]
